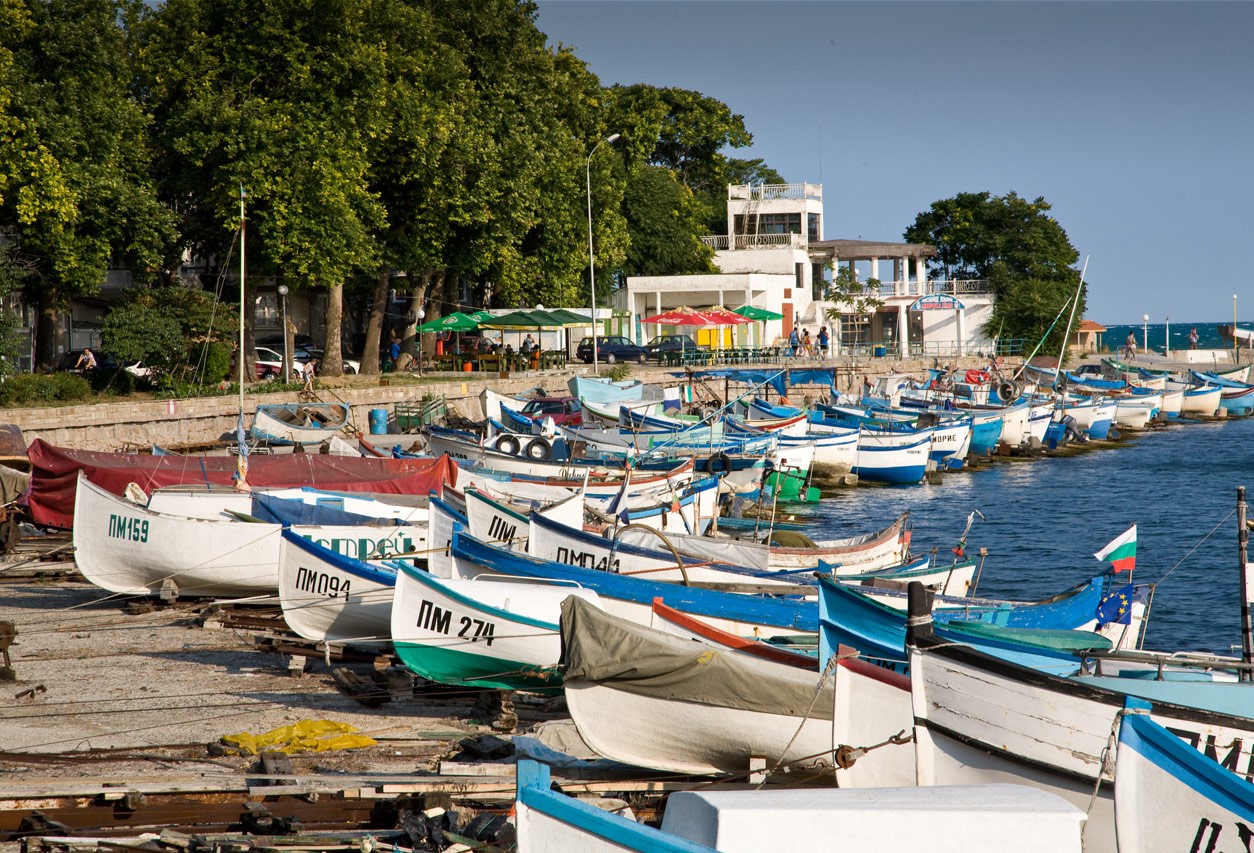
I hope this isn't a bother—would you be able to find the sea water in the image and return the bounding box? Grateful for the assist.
[806,415,1254,654]
[1103,321,1241,356]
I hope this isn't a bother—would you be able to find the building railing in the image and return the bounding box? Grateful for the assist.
[727,182,822,202]
[833,338,1022,358]
[701,233,804,251]
[869,278,994,299]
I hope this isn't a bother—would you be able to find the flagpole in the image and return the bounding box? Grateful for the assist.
[238,186,246,419]
[1239,486,1252,680]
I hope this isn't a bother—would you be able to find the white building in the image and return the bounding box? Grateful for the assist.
[614,183,1000,358]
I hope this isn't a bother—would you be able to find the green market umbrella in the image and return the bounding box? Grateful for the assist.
[733,304,784,348]
[545,308,594,327]
[418,312,480,332]
[466,310,494,323]
[480,310,565,330]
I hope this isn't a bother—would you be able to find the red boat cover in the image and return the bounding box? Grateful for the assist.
[25,438,458,530]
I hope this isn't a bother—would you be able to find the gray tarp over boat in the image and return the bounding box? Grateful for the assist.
[559,596,832,721]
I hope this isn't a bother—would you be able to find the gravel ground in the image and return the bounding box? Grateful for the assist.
[0,574,498,782]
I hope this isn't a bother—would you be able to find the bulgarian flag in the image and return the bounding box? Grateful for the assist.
[1095,525,1137,573]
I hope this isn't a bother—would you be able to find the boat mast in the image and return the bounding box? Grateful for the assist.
[1240,486,1252,679]
[238,186,246,418]
[1052,256,1089,390]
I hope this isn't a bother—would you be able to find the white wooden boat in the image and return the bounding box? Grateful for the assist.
[907,586,1254,853]
[73,474,280,598]
[75,474,430,600]
[1178,383,1223,416]
[561,596,915,782]
[851,429,931,485]
[1114,697,1254,853]
[615,511,910,573]
[463,486,583,553]
[278,529,401,645]
[251,402,352,446]
[390,561,600,692]
[514,759,1087,853]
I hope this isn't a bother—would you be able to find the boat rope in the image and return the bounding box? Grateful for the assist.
[1082,706,1137,840]
[755,652,848,788]
[1155,507,1234,587]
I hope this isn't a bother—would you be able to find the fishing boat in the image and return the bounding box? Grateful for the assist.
[650,598,815,668]
[850,429,931,485]
[73,474,427,600]
[278,529,401,645]
[1114,697,1254,853]
[906,584,1254,853]
[390,558,600,692]
[567,374,659,404]
[561,596,915,782]
[512,759,1087,853]
[251,402,352,446]
[614,511,911,573]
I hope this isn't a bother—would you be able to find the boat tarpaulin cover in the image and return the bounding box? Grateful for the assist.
[252,494,408,527]
[25,438,457,529]
[559,596,832,720]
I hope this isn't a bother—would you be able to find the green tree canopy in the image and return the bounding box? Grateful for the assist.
[622,166,714,277]
[904,191,1083,356]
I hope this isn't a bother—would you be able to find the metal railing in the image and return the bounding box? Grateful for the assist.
[829,338,1023,358]
[871,278,994,299]
[701,233,805,251]
[727,182,822,201]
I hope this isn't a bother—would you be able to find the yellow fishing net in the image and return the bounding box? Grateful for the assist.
[221,719,377,755]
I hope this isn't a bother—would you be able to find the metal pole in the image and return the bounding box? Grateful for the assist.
[1235,295,1240,364]
[586,133,619,375]
[278,284,289,384]
[238,186,246,415]
[1164,315,1169,358]
[1240,485,1252,679]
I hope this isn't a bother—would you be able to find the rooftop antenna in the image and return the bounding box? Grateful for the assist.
[818,123,823,184]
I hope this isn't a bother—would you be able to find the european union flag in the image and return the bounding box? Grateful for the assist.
[1096,583,1135,626]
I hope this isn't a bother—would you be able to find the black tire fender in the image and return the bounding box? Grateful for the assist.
[524,439,552,460]
[704,450,732,475]
[496,435,521,456]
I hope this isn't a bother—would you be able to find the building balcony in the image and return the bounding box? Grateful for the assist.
[727,182,822,202]
[701,233,805,251]
[871,278,994,300]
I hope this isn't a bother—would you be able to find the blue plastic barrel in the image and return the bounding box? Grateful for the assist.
[873,346,887,357]
[369,408,389,435]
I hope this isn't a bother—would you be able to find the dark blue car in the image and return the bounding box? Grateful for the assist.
[576,336,649,364]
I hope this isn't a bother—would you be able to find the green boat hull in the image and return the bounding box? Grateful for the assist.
[393,641,563,693]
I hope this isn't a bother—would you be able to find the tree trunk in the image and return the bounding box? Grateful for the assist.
[323,281,343,377]
[360,269,389,375]
[34,288,60,372]
[401,271,434,358]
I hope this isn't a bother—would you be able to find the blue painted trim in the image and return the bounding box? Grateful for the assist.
[516,760,713,852]
[280,529,398,586]
[1120,700,1254,820]
[390,560,561,631]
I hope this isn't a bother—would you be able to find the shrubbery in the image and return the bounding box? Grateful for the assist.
[0,373,92,406]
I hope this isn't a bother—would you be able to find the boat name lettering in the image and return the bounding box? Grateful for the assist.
[1188,817,1254,853]
[487,515,518,545]
[301,535,416,561]
[294,566,351,599]
[107,514,149,543]
[554,547,619,572]
[1169,726,1254,783]
[457,615,495,646]
[416,599,452,635]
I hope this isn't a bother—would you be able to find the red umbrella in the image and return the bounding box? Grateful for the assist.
[642,306,717,326]
[702,306,753,326]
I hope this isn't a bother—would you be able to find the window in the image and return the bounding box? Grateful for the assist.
[759,213,801,235]
[807,213,820,243]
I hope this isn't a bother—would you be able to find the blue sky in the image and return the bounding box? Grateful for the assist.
[535,1,1254,325]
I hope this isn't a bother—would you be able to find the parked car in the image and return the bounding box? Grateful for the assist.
[576,335,648,364]
[644,334,703,361]
[255,334,324,360]
[253,346,306,380]
[520,396,582,426]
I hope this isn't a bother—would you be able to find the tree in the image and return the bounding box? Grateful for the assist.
[102,286,238,386]
[621,167,715,277]
[824,265,884,352]
[1,0,174,369]
[904,191,1082,355]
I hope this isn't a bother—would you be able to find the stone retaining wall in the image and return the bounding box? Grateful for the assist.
[7,355,1005,451]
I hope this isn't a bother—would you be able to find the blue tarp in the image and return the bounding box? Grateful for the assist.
[670,369,787,396]
[252,494,405,527]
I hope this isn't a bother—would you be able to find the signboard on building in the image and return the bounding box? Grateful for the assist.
[909,294,965,311]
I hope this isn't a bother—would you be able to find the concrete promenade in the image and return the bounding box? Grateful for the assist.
[7,353,1015,452]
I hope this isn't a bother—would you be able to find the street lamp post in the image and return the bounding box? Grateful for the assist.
[277,284,290,383]
[586,132,620,375]
[415,307,425,378]
[1142,314,1149,356]
[1236,295,1240,364]
[1165,315,1170,358]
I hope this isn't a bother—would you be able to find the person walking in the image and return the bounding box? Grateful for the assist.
[388,330,401,371]
[817,326,830,359]
[788,326,800,357]
[1188,327,1199,350]
[1123,332,1137,361]
[801,329,812,358]
[301,358,318,393]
